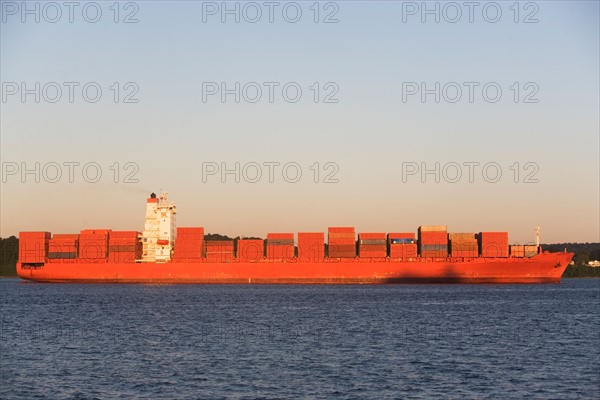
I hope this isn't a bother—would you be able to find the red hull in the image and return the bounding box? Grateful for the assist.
[17,252,573,284]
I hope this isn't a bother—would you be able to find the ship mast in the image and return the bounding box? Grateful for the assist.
[535,225,540,247]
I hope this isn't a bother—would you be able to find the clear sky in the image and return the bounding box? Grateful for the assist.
[1,0,598,244]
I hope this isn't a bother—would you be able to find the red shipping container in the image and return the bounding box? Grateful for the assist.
[267,244,294,260]
[238,240,264,261]
[328,227,355,233]
[267,233,294,240]
[175,241,203,247]
[329,234,355,240]
[359,232,386,240]
[451,250,478,258]
[52,234,79,240]
[206,253,234,262]
[49,242,77,253]
[80,229,111,236]
[175,237,204,245]
[19,232,50,263]
[421,251,448,258]
[298,245,324,260]
[108,251,138,263]
[177,227,204,233]
[298,233,324,260]
[418,226,447,232]
[479,232,509,257]
[329,243,356,258]
[205,240,233,246]
[360,245,387,252]
[329,252,356,258]
[329,239,355,245]
[110,231,140,239]
[78,238,108,259]
[359,250,387,258]
[174,252,203,259]
[177,227,204,240]
[388,232,415,240]
[419,232,448,245]
[389,243,418,258]
[20,232,51,240]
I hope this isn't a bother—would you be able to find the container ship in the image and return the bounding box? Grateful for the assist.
[17,192,573,284]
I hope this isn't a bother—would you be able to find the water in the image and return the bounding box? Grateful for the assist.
[1,279,599,399]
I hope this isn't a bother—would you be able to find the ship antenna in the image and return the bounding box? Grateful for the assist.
[535,225,540,247]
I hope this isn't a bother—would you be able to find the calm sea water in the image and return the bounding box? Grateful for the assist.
[1,278,599,399]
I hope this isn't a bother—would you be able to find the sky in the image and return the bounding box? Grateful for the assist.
[1,0,598,244]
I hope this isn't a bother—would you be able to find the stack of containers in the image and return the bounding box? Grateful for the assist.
[478,232,509,257]
[18,232,51,263]
[328,227,356,258]
[205,240,234,262]
[298,232,325,261]
[449,233,478,258]
[173,227,204,261]
[78,229,110,260]
[237,239,264,262]
[510,245,538,258]
[388,232,417,258]
[108,231,141,263]
[48,234,79,260]
[358,233,387,258]
[418,226,448,257]
[266,233,294,260]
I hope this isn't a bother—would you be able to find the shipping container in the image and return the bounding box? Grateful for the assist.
[388,232,415,240]
[266,239,294,245]
[448,233,475,240]
[420,242,448,257]
[177,227,204,233]
[478,232,509,257]
[205,241,234,251]
[49,243,78,253]
[267,233,294,240]
[206,253,234,262]
[510,245,538,258]
[20,231,51,239]
[359,245,387,257]
[420,251,448,258]
[389,238,415,244]
[328,227,355,233]
[238,239,264,261]
[449,239,478,257]
[110,231,140,239]
[52,234,79,240]
[298,232,325,261]
[359,232,386,239]
[80,229,111,236]
[421,244,448,251]
[329,242,356,258]
[176,227,204,240]
[451,250,478,258]
[419,232,448,242]
[47,252,78,259]
[359,239,387,245]
[389,243,418,258]
[329,238,356,244]
[267,244,294,260]
[19,232,51,263]
[78,241,108,259]
[418,226,447,233]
